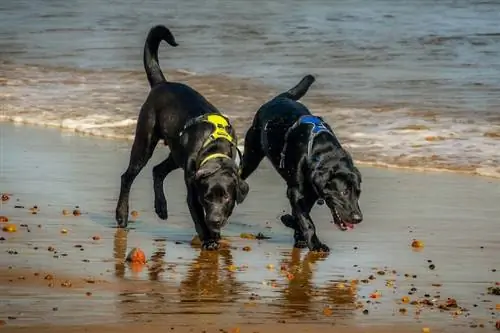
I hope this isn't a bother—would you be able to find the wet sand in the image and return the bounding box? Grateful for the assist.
[0,123,499,332]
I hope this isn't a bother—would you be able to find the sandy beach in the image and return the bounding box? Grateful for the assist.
[0,123,499,333]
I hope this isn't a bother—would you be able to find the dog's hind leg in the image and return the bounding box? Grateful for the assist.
[153,153,179,220]
[116,108,159,228]
[239,125,265,181]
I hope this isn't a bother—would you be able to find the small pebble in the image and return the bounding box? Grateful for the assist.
[429,264,436,270]
[362,309,369,315]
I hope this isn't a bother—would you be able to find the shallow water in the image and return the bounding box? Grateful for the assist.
[1,0,500,177]
[0,124,499,329]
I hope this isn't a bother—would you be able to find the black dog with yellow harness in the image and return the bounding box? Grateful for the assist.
[115,25,248,250]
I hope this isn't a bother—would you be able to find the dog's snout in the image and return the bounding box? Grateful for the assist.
[351,213,363,224]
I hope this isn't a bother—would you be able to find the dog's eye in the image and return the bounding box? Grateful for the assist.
[340,189,350,196]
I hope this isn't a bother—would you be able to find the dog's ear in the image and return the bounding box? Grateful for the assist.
[195,163,221,181]
[236,177,249,204]
[352,166,362,184]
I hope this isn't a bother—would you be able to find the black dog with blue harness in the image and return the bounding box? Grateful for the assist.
[239,75,364,253]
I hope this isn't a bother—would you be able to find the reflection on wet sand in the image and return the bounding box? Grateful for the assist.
[273,249,357,320]
[111,228,360,323]
[113,228,128,279]
[148,240,166,282]
[179,247,247,303]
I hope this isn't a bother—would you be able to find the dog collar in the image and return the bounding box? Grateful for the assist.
[199,153,232,168]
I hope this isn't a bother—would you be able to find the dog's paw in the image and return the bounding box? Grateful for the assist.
[154,201,169,220]
[280,214,298,229]
[202,240,220,251]
[311,243,330,253]
[294,240,308,249]
[293,230,308,248]
[115,208,129,228]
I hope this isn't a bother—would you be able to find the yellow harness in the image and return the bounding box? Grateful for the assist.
[181,114,239,168]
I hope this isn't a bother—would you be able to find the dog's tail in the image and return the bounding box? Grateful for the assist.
[143,25,179,87]
[277,74,316,101]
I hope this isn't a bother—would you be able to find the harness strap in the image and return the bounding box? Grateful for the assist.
[180,113,242,170]
[279,115,333,169]
[199,153,232,168]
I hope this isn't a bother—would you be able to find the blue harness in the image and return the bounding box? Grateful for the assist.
[279,115,333,169]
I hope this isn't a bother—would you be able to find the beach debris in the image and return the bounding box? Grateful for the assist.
[402,296,410,303]
[72,209,81,216]
[2,224,17,232]
[496,321,500,330]
[411,239,424,248]
[0,319,6,326]
[14,205,24,209]
[242,246,252,252]
[429,264,435,270]
[266,264,275,270]
[62,209,71,216]
[322,306,333,316]
[239,232,271,240]
[240,232,256,240]
[86,292,92,296]
[362,309,369,315]
[229,327,240,333]
[488,285,500,296]
[126,247,147,264]
[369,291,381,299]
[60,228,68,234]
[48,246,55,252]
[422,328,430,333]
[92,235,101,241]
[44,274,54,280]
[61,280,72,287]
[0,216,9,222]
[255,232,271,240]
[29,205,39,214]
[1,194,10,202]
[130,210,139,220]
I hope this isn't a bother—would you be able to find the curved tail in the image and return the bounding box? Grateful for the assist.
[143,25,178,87]
[277,74,316,100]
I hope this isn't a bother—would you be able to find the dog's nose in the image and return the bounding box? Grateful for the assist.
[352,213,363,223]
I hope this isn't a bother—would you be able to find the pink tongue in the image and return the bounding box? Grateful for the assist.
[333,222,354,231]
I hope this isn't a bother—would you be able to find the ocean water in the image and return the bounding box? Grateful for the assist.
[1,0,499,177]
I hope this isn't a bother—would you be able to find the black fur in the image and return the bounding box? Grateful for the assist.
[115,25,249,250]
[239,75,363,252]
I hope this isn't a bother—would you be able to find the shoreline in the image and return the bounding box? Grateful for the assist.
[2,120,499,181]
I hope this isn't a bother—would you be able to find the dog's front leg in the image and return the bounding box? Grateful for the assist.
[285,186,330,253]
[186,185,220,251]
